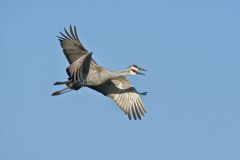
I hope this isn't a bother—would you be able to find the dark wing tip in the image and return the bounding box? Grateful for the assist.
[128,113,132,120]
[69,25,78,40]
[135,106,142,120]
[131,106,137,120]
[127,106,143,120]
[74,25,80,41]
[64,27,74,40]
[58,31,70,40]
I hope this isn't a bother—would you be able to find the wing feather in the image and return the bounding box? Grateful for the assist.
[58,25,88,64]
[132,98,141,119]
[64,27,74,40]
[59,32,70,40]
[131,101,137,120]
[136,99,145,116]
[69,25,78,40]
[122,95,128,115]
[74,26,80,41]
[90,76,147,120]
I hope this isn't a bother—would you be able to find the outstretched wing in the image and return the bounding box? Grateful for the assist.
[91,76,147,120]
[58,25,88,64]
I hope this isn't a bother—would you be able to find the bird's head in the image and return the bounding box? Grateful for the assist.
[128,65,147,75]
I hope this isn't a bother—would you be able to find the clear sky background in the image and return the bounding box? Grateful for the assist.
[1,0,240,159]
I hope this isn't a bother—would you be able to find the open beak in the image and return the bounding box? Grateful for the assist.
[136,67,147,75]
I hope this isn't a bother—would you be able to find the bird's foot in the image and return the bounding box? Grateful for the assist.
[52,91,62,96]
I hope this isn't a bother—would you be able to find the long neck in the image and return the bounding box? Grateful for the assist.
[102,68,130,80]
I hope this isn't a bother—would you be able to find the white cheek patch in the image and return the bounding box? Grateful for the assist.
[130,70,137,75]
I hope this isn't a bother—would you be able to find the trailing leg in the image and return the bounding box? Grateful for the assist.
[52,88,73,96]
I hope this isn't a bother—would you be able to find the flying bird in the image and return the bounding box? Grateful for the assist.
[52,25,147,120]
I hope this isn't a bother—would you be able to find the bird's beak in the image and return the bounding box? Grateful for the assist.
[138,67,147,71]
[136,67,147,75]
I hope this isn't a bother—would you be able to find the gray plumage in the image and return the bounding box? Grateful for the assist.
[52,25,147,120]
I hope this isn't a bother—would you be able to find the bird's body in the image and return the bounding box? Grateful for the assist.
[53,25,147,120]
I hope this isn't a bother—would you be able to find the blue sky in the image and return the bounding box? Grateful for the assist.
[1,0,240,159]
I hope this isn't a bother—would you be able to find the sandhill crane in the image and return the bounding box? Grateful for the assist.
[52,25,147,120]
